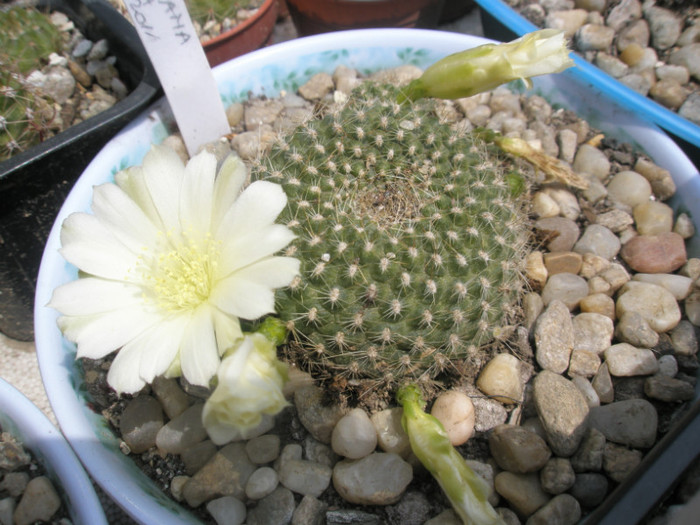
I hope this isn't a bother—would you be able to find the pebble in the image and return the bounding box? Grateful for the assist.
[573,312,614,354]
[370,408,411,458]
[246,467,279,500]
[615,311,659,348]
[572,143,610,179]
[246,434,281,464]
[247,487,296,525]
[385,491,431,525]
[534,300,575,373]
[573,224,621,260]
[670,320,699,356]
[634,201,674,235]
[603,443,642,483]
[539,457,576,495]
[206,496,246,525]
[570,473,609,508]
[295,385,345,444]
[292,495,327,525]
[331,408,378,459]
[622,232,688,274]
[495,472,551,517]
[657,355,679,377]
[532,371,590,456]
[430,390,476,445]
[12,476,61,525]
[279,458,332,498]
[542,273,589,310]
[570,428,606,473]
[592,363,615,404]
[589,399,658,448]
[616,281,682,332]
[156,403,207,455]
[120,395,164,454]
[644,375,695,403]
[543,251,582,275]
[534,217,580,252]
[571,376,601,407]
[606,170,652,208]
[526,493,581,525]
[489,424,552,474]
[632,273,694,301]
[604,343,659,376]
[477,353,523,405]
[332,453,412,505]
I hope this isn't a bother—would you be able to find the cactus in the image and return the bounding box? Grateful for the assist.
[0,6,64,161]
[186,0,262,26]
[251,83,531,396]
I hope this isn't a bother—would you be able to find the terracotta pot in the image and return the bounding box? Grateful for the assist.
[202,0,279,67]
[285,0,445,36]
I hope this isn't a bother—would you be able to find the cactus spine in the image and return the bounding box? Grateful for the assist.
[0,6,64,161]
[252,83,530,395]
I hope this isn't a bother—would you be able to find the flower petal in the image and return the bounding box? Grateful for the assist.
[107,342,147,394]
[215,181,287,242]
[58,306,161,360]
[211,154,247,231]
[211,257,300,319]
[212,307,243,355]
[179,306,219,387]
[91,183,160,254]
[180,150,216,235]
[217,224,296,278]
[136,316,188,385]
[49,278,143,316]
[59,213,139,280]
[115,166,162,227]
[142,145,186,234]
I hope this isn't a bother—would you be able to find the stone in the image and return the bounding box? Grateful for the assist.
[525,251,548,289]
[532,371,590,456]
[571,375,601,407]
[616,281,682,332]
[633,158,676,201]
[539,457,576,495]
[686,290,700,326]
[246,434,281,465]
[304,436,338,468]
[425,509,462,525]
[295,385,345,444]
[674,212,696,239]
[542,273,589,310]
[570,473,609,508]
[331,408,378,459]
[245,467,279,500]
[430,390,476,445]
[573,225,621,260]
[332,453,412,505]
[120,395,164,454]
[525,493,581,525]
[298,72,334,100]
[494,472,551,517]
[591,363,615,404]
[182,440,218,476]
[576,23,615,51]
[543,251,582,275]
[371,408,411,458]
[489,424,551,474]
[292,495,327,525]
[633,201,674,235]
[534,217,580,252]
[603,442,643,483]
[385,491,431,525]
[573,312,613,355]
[657,355,679,377]
[183,442,257,507]
[568,350,601,378]
[156,403,207,455]
[151,376,191,419]
[579,293,615,320]
[621,232,687,273]
[644,375,695,402]
[206,496,246,525]
[534,301,574,374]
[542,187,580,221]
[604,343,659,376]
[12,477,61,525]
[670,320,699,356]
[546,9,589,39]
[570,427,606,472]
[279,459,332,497]
[632,273,694,301]
[589,399,658,448]
[594,209,634,233]
[606,0,642,31]
[477,354,523,405]
[246,487,296,525]
[572,144,610,179]
[670,44,700,82]
[615,312,659,348]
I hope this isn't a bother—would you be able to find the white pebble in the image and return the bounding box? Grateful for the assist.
[430,390,476,446]
[331,408,377,459]
[245,467,279,500]
[606,170,652,208]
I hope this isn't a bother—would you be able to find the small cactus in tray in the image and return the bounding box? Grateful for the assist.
[0,6,64,161]
[251,82,531,396]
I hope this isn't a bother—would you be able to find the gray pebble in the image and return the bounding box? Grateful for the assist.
[539,457,576,495]
[206,496,246,525]
[525,493,581,525]
[615,311,659,348]
[156,403,207,455]
[279,458,332,498]
[603,442,642,483]
[385,491,431,525]
[542,273,589,310]
[292,494,327,525]
[604,343,659,377]
[589,399,658,448]
[669,320,699,356]
[570,427,606,472]
[247,487,296,525]
[535,300,574,374]
[489,424,552,474]
[534,217,580,252]
[572,144,610,179]
[573,312,614,354]
[332,453,412,505]
[245,467,279,500]
[246,434,281,465]
[87,38,110,61]
[120,395,164,454]
[570,473,609,507]
[295,385,345,444]
[644,375,695,402]
[573,224,621,260]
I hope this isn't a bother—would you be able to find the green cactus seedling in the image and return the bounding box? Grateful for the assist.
[252,83,531,397]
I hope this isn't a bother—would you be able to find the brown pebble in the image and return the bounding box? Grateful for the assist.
[544,251,583,275]
[534,217,581,252]
[620,232,687,273]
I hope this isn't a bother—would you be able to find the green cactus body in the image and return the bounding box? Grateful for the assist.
[252,83,530,392]
[0,6,64,160]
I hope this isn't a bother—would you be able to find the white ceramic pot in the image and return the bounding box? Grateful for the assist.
[34,28,700,524]
[0,378,107,525]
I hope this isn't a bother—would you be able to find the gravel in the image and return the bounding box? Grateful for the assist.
[504,0,700,124]
[81,62,700,524]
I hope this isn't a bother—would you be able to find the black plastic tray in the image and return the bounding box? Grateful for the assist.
[0,0,160,340]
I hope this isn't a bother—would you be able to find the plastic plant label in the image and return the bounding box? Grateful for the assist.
[123,0,230,155]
